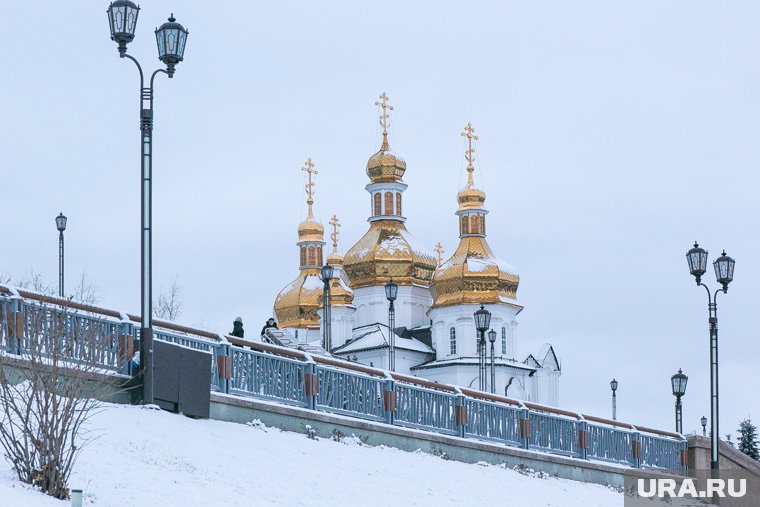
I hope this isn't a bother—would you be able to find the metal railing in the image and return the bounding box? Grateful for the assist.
[0,286,689,474]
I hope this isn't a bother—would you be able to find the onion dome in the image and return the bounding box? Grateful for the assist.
[343,220,437,288]
[430,123,521,309]
[343,92,436,288]
[325,214,354,306]
[274,158,327,329]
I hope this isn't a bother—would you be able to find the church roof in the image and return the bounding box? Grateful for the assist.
[411,356,536,372]
[332,323,434,355]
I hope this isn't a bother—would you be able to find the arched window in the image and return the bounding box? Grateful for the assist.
[461,215,469,234]
[501,327,507,355]
[449,327,457,355]
[300,247,306,266]
[374,193,382,216]
[396,193,402,216]
[481,214,486,235]
[384,191,393,215]
[307,246,316,266]
[316,246,323,266]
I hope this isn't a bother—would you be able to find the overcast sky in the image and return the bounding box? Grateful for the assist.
[1,1,758,435]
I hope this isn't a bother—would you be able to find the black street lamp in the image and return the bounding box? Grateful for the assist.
[321,264,334,352]
[488,329,497,394]
[701,415,708,437]
[686,242,735,469]
[55,213,67,298]
[385,280,398,371]
[473,306,491,392]
[610,378,618,420]
[108,2,189,405]
[671,368,688,434]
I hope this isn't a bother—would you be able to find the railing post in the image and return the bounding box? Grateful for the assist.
[631,428,641,468]
[216,339,232,394]
[680,440,689,475]
[117,320,134,376]
[8,295,23,355]
[519,403,530,449]
[578,416,589,460]
[383,373,395,425]
[454,388,467,438]
[302,353,317,411]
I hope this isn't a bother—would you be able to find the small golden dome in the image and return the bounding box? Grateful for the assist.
[430,236,520,309]
[298,217,324,243]
[274,269,324,329]
[366,134,407,183]
[325,269,354,306]
[456,186,486,212]
[343,220,437,288]
[326,252,344,265]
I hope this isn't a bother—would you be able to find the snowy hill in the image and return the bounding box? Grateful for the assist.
[0,402,623,507]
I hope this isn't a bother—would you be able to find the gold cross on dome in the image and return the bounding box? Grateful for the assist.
[375,92,393,135]
[434,242,444,266]
[329,214,341,252]
[460,122,479,187]
[302,158,318,214]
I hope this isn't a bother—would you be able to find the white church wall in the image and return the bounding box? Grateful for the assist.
[352,285,432,330]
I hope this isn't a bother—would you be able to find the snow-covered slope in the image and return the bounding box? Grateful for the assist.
[0,402,623,506]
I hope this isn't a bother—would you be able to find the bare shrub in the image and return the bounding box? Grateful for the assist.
[0,299,111,499]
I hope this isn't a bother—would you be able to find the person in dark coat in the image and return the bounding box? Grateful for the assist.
[231,317,245,338]
[261,317,278,336]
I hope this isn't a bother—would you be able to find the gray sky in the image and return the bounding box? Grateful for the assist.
[1,1,758,435]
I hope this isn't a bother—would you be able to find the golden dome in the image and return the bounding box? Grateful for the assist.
[366,133,407,183]
[273,269,323,329]
[343,220,437,288]
[325,269,354,306]
[430,236,520,309]
[298,216,324,243]
[457,186,486,212]
[326,252,343,265]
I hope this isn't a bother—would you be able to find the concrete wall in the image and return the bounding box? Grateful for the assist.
[210,392,631,488]
[687,435,760,476]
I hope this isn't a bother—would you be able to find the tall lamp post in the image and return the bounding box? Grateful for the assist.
[473,306,491,392]
[321,264,334,352]
[701,415,708,437]
[610,378,618,420]
[686,242,735,469]
[671,368,688,434]
[55,213,67,298]
[107,1,189,405]
[488,329,496,394]
[385,280,398,371]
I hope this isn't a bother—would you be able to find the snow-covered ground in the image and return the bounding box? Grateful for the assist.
[0,402,623,506]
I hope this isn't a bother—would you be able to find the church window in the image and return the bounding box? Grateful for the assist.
[384,191,393,215]
[461,215,469,234]
[501,327,507,355]
[307,246,316,266]
[316,246,323,266]
[374,193,382,216]
[396,193,402,216]
[449,327,456,355]
[300,247,306,266]
[482,214,486,235]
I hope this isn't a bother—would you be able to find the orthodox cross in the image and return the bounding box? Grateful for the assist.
[329,214,341,253]
[302,158,318,215]
[375,92,393,147]
[434,242,444,266]
[460,122,479,187]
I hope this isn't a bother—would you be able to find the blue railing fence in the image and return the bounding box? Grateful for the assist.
[0,285,689,474]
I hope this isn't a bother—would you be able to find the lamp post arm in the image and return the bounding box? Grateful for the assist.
[150,68,169,94]
[122,53,145,90]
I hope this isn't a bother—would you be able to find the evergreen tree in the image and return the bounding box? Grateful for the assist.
[725,433,735,448]
[737,418,759,460]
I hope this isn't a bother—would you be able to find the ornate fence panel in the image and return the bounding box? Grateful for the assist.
[640,434,686,471]
[15,302,121,371]
[527,411,582,457]
[314,365,385,422]
[587,424,635,466]
[228,347,309,407]
[464,397,522,447]
[394,383,459,436]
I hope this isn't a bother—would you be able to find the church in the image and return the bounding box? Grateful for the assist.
[272,93,561,406]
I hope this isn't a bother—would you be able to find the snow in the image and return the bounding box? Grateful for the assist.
[379,235,410,256]
[302,274,324,291]
[0,402,623,507]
